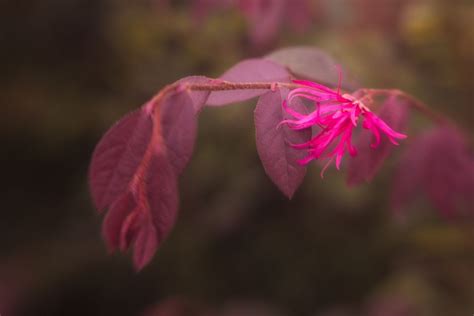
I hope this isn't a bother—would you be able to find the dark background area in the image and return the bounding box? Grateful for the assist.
[0,1,473,315]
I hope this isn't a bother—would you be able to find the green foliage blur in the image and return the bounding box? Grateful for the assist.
[0,0,472,315]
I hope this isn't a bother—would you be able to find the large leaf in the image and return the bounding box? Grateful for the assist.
[90,87,200,269]
[89,108,153,212]
[254,88,311,198]
[206,59,290,106]
[266,46,359,91]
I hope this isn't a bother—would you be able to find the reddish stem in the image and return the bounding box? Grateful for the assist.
[150,80,449,125]
[185,80,301,91]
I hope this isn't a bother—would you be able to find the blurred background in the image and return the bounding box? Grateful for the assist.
[0,0,473,315]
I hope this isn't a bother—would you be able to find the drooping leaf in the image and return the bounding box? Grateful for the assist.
[102,192,136,251]
[133,220,158,271]
[90,86,200,269]
[347,95,410,186]
[135,154,178,270]
[391,126,474,218]
[266,46,359,91]
[206,59,290,106]
[161,90,200,175]
[254,88,311,198]
[89,108,153,212]
[101,153,178,270]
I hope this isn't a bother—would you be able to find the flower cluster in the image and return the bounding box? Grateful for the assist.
[282,80,407,176]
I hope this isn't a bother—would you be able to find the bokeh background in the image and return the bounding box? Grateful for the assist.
[0,0,473,315]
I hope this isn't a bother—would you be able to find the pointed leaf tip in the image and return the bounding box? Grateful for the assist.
[133,221,158,271]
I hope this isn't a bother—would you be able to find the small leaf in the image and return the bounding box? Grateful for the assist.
[254,88,311,198]
[90,86,199,269]
[133,221,158,271]
[206,59,290,106]
[266,46,359,91]
[347,95,410,186]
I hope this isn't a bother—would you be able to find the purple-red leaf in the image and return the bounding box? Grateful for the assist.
[254,88,311,198]
[391,126,474,218]
[347,95,410,186]
[100,154,178,270]
[142,296,213,316]
[146,154,179,249]
[102,192,135,251]
[89,108,153,212]
[90,86,199,269]
[206,59,290,106]
[161,90,199,175]
[266,46,359,91]
[133,221,158,271]
[128,156,177,270]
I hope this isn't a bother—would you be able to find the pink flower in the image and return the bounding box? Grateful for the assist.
[282,80,407,176]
